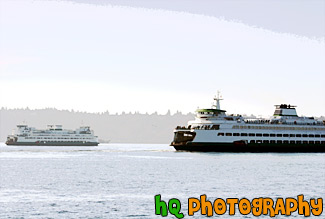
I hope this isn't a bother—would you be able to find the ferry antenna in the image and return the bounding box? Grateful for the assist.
[213,91,223,110]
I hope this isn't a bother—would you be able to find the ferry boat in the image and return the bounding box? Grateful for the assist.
[6,125,99,146]
[171,94,325,152]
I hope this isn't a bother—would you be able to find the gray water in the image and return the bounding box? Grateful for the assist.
[0,143,324,218]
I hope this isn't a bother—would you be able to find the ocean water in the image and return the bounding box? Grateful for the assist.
[0,143,324,218]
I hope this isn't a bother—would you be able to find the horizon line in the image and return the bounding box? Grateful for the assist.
[1,107,324,118]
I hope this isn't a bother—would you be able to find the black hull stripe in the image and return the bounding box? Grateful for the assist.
[6,142,99,146]
[172,142,325,153]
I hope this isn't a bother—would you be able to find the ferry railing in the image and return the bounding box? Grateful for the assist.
[175,125,220,130]
[244,120,325,126]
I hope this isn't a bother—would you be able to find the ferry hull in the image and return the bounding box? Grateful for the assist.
[172,142,325,153]
[6,141,99,146]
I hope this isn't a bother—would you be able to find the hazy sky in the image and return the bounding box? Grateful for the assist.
[0,0,324,117]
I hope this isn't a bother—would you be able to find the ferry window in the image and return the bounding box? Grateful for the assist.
[277,140,283,143]
[321,135,325,138]
[283,134,289,137]
[270,134,276,137]
[218,133,224,136]
[263,133,269,137]
[283,140,289,144]
[308,134,314,138]
[226,133,232,136]
[302,134,308,137]
[250,140,255,143]
[290,134,295,137]
[256,133,262,137]
[263,140,269,143]
[276,134,282,137]
[315,141,320,144]
[309,141,314,144]
[315,135,320,138]
[303,141,308,144]
[290,141,295,144]
[241,133,248,136]
[296,134,301,137]
[270,140,276,143]
[321,141,325,144]
[296,141,301,144]
[211,125,219,130]
[233,133,239,136]
[256,140,262,143]
[249,133,255,136]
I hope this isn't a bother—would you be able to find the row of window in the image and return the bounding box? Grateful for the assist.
[38,140,90,142]
[198,111,215,115]
[25,137,92,139]
[218,133,325,138]
[250,140,325,144]
[30,134,88,136]
[233,125,325,131]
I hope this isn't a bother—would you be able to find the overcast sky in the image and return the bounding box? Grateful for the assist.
[0,0,324,117]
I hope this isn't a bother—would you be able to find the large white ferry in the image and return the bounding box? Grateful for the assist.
[171,94,325,152]
[6,125,99,146]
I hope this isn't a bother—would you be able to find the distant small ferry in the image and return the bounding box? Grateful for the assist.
[171,94,325,152]
[6,125,99,146]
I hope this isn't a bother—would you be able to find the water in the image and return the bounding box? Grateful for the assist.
[0,143,324,218]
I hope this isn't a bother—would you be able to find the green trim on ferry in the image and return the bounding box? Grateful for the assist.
[273,114,298,117]
[196,108,226,113]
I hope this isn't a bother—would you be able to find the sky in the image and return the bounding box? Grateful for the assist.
[0,0,324,117]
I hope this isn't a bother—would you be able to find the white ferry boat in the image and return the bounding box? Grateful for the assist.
[171,94,325,152]
[6,125,99,146]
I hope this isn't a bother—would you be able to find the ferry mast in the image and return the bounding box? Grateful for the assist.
[213,91,223,110]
